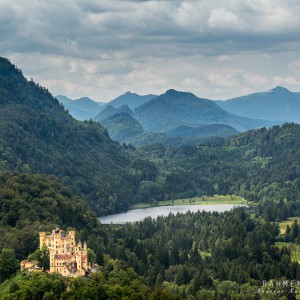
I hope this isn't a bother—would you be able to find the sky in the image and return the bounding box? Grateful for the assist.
[1,0,300,102]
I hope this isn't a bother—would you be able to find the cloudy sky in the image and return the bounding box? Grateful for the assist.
[1,0,300,102]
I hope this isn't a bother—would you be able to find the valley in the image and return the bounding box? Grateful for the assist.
[2,0,300,297]
[0,57,300,299]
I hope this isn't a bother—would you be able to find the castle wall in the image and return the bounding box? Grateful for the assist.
[38,229,88,277]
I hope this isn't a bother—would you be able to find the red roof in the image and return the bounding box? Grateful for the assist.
[55,255,73,261]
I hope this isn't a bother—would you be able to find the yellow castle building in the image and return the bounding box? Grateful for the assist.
[21,228,88,277]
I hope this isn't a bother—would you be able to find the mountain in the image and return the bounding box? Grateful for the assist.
[97,111,233,146]
[56,95,104,120]
[101,112,144,143]
[215,86,300,123]
[94,104,134,122]
[125,132,224,147]
[126,132,183,147]
[0,57,155,215]
[103,91,156,110]
[137,123,300,206]
[166,124,239,138]
[135,89,277,132]
[0,172,100,260]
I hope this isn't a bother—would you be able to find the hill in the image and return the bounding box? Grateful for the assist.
[135,89,277,132]
[56,95,104,120]
[166,124,238,138]
[215,86,300,122]
[101,112,144,143]
[94,104,134,122]
[103,91,156,110]
[0,57,155,215]
[136,123,300,215]
[0,172,100,260]
[126,132,184,147]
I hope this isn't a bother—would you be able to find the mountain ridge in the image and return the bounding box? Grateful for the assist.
[135,89,278,132]
[215,86,300,123]
[56,95,104,120]
[102,91,157,110]
[0,57,153,215]
[101,112,144,143]
[94,104,134,122]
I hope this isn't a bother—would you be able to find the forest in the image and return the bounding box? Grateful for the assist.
[0,58,300,299]
[1,184,299,299]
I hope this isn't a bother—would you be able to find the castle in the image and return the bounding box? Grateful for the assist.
[21,228,88,277]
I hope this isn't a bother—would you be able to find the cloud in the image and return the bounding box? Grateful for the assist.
[2,0,300,100]
[208,8,242,30]
[273,76,299,86]
[205,68,242,88]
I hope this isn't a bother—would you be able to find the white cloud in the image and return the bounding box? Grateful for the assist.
[218,55,233,62]
[208,8,242,30]
[273,76,299,86]
[288,61,300,77]
[243,73,269,85]
[2,0,300,100]
[205,69,242,88]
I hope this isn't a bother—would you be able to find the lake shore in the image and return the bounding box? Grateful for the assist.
[99,203,248,224]
[130,195,248,210]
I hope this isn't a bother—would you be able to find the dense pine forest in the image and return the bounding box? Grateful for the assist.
[132,123,300,222]
[1,58,300,299]
[0,57,156,215]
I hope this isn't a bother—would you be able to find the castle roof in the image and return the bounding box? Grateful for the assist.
[55,254,73,261]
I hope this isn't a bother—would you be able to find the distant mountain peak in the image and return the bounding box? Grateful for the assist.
[103,91,157,110]
[164,89,193,97]
[215,85,300,123]
[269,86,290,93]
[124,91,134,95]
[94,104,134,122]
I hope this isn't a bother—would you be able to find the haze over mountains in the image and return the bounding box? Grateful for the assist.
[101,91,157,110]
[134,89,274,132]
[56,95,104,120]
[94,105,134,122]
[215,86,300,123]
[92,89,279,145]
[57,85,299,146]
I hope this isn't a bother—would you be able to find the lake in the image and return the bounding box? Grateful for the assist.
[99,204,246,224]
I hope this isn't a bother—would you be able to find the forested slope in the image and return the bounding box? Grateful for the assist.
[104,208,298,298]
[0,172,101,260]
[1,57,300,299]
[0,57,157,215]
[135,123,300,220]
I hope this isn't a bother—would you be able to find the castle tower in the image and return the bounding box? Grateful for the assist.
[39,232,46,249]
[35,229,88,277]
[49,248,56,273]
